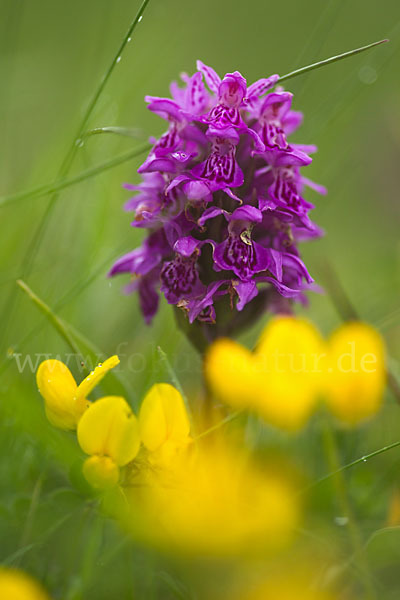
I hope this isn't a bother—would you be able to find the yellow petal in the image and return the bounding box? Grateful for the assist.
[255,317,326,430]
[324,321,386,425]
[36,359,81,430]
[77,396,140,466]
[76,355,120,401]
[0,567,50,600]
[139,383,191,452]
[82,456,120,490]
[205,338,263,411]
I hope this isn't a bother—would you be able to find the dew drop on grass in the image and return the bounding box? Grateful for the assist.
[334,516,348,526]
[127,37,132,42]
[116,56,122,64]
[138,15,143,22]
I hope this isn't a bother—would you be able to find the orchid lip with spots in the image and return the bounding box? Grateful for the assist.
[109,61,325,333]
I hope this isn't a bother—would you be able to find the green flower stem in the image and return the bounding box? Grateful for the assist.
[322,421,376,600]
[279,39,388,83]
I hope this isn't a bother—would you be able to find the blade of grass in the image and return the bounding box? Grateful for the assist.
[194,411,242,441]
[17,279,83,361]
[0,248,122,375]
[20,0,152,276]
[321,421,376,599]
[0,143,151,209]
[278,39,388,83]
[85,126,146,139]
[305,439,400,492]
[15,280,132,400]
[156,346,191,416]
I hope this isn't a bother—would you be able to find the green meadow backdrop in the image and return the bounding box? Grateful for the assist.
[1,0,400,598]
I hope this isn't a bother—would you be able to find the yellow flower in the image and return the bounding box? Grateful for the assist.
[205,316,325,431]
[324,321,386,425]
[0,568,50,600]
[77,395,140,489]
[205,339,264,410]
[206,316,387,430]
[36,355,119,430]
[254,316,325,429]
[125,437,300,556]
[139,383,192,464]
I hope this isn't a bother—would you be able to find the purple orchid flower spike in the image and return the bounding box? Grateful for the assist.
[109,60,325,349]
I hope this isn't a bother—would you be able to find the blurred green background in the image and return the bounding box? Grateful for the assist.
[1,0,400,598]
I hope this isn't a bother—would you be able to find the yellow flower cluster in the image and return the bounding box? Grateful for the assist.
[37,358,190,489]
[0,568,50,600]
[36,357,299,556]
[205,316,386,430]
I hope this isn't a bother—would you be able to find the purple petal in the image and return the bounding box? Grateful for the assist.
[192,145,244,190]
[184,180,213,202]
[145,97,183,122]
[258,276,300,298]
[246,74,279,99]
[269,249,283,281]
[302,176,328,195]
[283,253,314,283]
[187,280,227,323]
[196,60,221,93]
[233,280,258,311]
[198,206,228,227]
[260,91,293,119]
[230,205,263,224]
[213,236,271,282]
[174,236,200,257]
[282,110,303,135]
[138,277,160,324]
[184,71,209,115]
[218,72,247,107]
